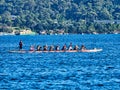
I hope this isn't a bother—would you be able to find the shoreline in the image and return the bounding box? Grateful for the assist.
[0,32,119,36]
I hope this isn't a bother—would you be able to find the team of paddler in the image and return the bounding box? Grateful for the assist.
[19,40,86,52]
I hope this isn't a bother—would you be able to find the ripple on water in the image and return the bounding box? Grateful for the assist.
[0,34,120,89]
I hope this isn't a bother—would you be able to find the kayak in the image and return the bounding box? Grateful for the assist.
[9,50,79,53]
[80,48,103,52]
[9,49,102,53]
[9,50,27,53]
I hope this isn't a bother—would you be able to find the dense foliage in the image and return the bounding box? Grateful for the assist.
[0,0,120,34]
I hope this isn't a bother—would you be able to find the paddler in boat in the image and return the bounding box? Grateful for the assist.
[49,45,54,51]
[74,45,79,51]
[30,45,35,51]
[55,45,60,51]
[61,44,67,51]
[43,44,48,51]
[36,45,42,51]
[19,40,23,50]
[80,44,86,51]
[68,43,73,50]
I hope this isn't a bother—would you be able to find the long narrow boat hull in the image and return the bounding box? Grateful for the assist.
[9,50,27,53]
[9,49,102,53]
[80,49,103,52]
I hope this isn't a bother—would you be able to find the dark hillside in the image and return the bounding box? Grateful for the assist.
[0,0,120,34]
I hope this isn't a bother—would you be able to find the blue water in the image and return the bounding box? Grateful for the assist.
[0,34,120,90]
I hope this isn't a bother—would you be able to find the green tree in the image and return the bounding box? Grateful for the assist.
[0,0,120,34]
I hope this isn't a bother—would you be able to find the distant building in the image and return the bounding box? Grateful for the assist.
[11,15,17,20]
[113,30,120,34]
[39,30,47,35]
[14,29,35,35]
[56,30,65,35]
[94,20,120,24]
[48,30,54,35]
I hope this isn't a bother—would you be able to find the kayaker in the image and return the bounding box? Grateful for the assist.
[68,43,73,50]
[49,45,54,51]
[61,44,67,51]
[55,45,60,51]
[19,40,23,50]
[30,45,35,51]
[43,45,48,51]
[74,45,79,50]
[36,45,42,51]
[80,45,86,50]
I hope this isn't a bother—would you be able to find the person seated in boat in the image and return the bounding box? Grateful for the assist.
[80,45,86,51]
[68,43,73,50]
[30,45,35,51]
[74,45,79,51]
[43,45,48,51]
[36,45,42,51]
[49,45,54,51]
[19,40,23,50]
[61,44,67,51]
[55,45,60,51]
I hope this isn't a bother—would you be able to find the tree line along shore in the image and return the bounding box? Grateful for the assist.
[0,0,120,34]
[0,26,120,35]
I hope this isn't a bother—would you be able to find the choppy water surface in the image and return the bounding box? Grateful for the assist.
[0,34,120,89]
